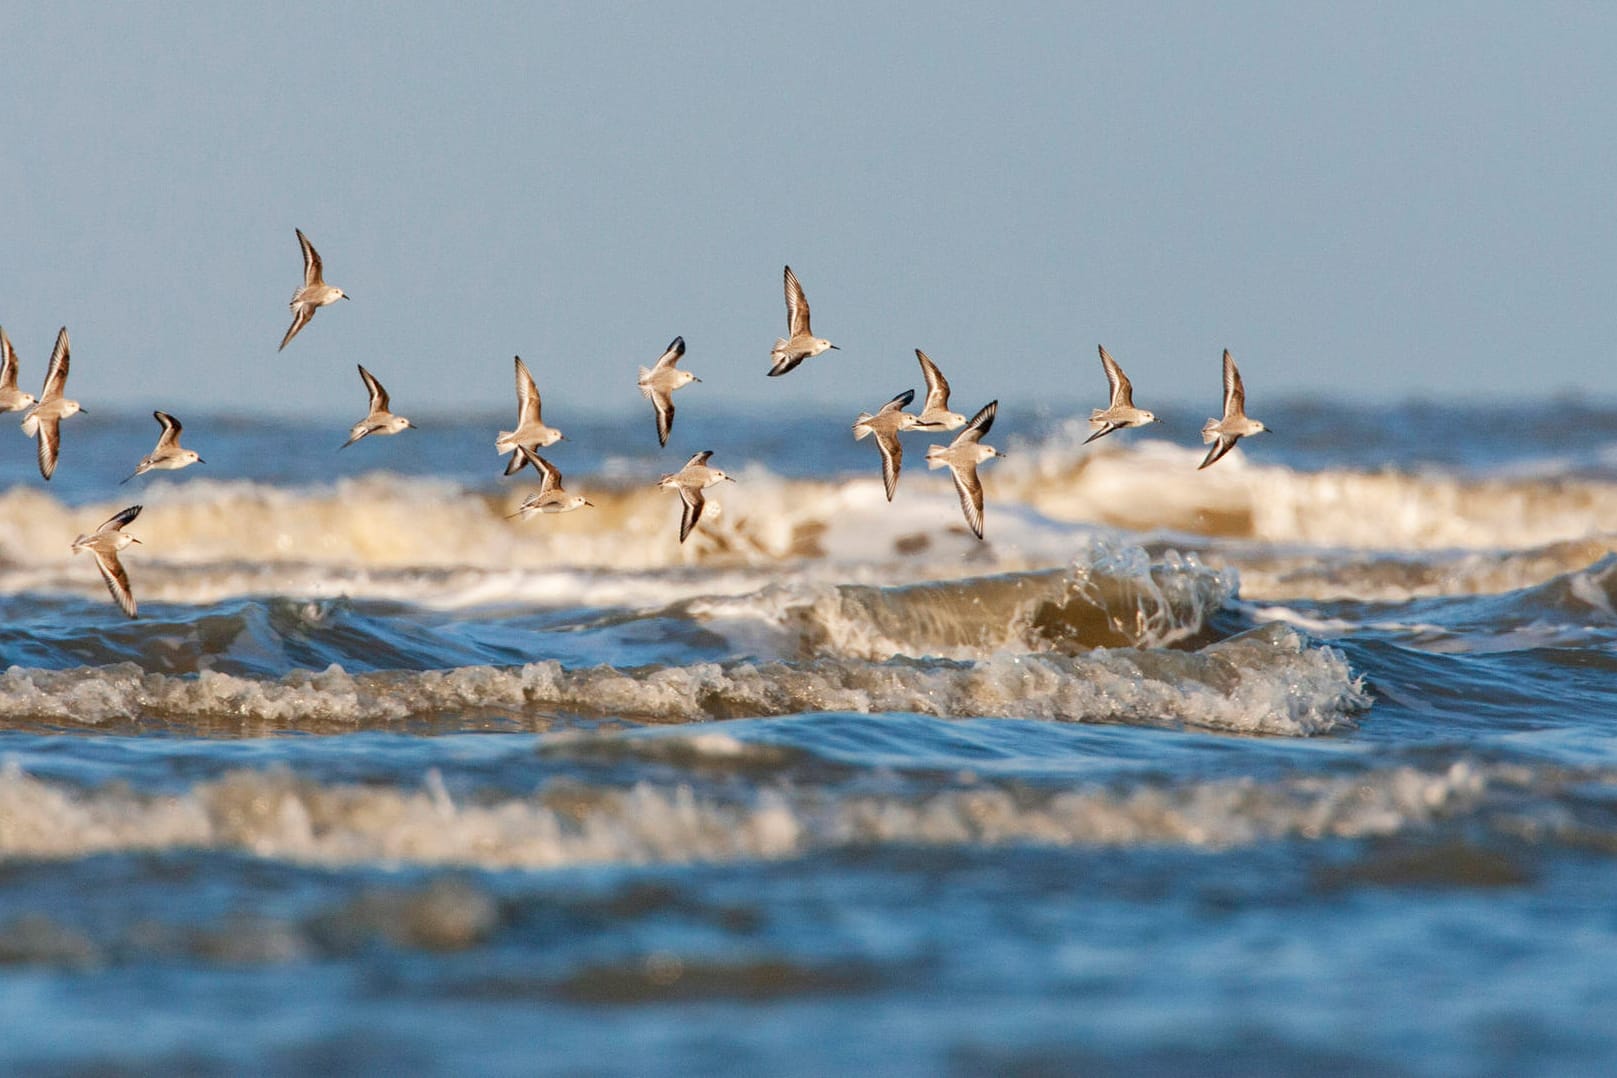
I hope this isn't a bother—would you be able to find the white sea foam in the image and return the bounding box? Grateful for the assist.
[2,459,1614,613]
[0,757,1505,868]
[0,624,1366,736]
[1003,424,1617,551]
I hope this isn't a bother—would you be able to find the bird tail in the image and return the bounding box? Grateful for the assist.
[1200,420,1220,444]
[925,446,947,469]
[20,413,38,437]
[636,368,654,397]
[852,413,874,439]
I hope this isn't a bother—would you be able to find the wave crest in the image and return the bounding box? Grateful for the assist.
[0,623,1367,736]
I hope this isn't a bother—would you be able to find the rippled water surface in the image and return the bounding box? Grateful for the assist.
[2,401,1616,1074]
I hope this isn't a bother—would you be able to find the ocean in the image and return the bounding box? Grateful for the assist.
[1,397,1615,1074]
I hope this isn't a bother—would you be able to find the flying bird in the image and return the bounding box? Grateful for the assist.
[508,446,593,518]
[637,336,700,446]
[911,349,965,431]
[852,388,920,501]
[657,450,734,543]
[496,356,564,475]
[341,365,415,448]
[0,327,37,415]
[71,504,144,618]
[768,266,839,376]
[124,411,204,482]
[20,327,85,480]
[279,228,349,351]
[1085,345,1158,444]
[926,400,1004,540]
[1199,350,1271,470]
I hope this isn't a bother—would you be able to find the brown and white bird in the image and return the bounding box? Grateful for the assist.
[341,365,414,448]
[926,401,1004,540]
[508,446,593,518]
[852,388,920,501]
[657,450,734,543]
[768,266,838,376]
[124,411,204,482]
[911,349,965,431]
[1199,350,1270,470]
[21,327,85,480]
[71,504,143,618]
[637,336,700,446]
[278,228,349,351]
[496,356,564,475]
[1085,345,1158,444]
[0,327,38,415]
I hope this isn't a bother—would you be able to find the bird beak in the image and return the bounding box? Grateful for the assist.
[129,537,143,545]
[197,458,206,464]
[829,344,841,350]
[77,406,89,415]
[692,376,702,383]
[342,294,352,301]
[584,500,595,507]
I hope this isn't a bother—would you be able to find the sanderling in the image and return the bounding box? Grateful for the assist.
[637,336,700,446]
[927,400,1004,540]
[71,503,143,618]
[123,411,204,483]
[912,349,965,430]
[852,387,920,501]
[658,449,734,543]
[20,327,85,481]
[1199,349,1271,470]
[341,365,415,449]
[0,328,37,414]
[278,228,349,352]
[768,266,839,376]
[1086,345,1159,444]
[497,356,564,475]
[507,446,593,518]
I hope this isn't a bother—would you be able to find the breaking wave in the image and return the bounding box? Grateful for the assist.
[0,623,1367,737]
[0,756,1534,869]
[1004,425,1617,551]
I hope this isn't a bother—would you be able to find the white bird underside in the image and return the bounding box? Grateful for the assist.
[23,326,81,481]
[637,336,696,446]
[658,450,731,542]
[768,266,837,376]
[852,388,917,501]
[498,356,564,474]
[341,365,413,448]
[124,410,203,482]
[1197,350,1268,470]
[278,229,347,352]
[925,400,1002,539]
[71,504,143,618]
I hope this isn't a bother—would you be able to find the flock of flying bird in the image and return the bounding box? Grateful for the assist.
[0,231,1271,618]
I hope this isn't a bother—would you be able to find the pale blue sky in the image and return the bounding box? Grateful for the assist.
[2,3,1614,418]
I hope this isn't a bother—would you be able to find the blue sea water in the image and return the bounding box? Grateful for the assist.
[2,399,1616,1074]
